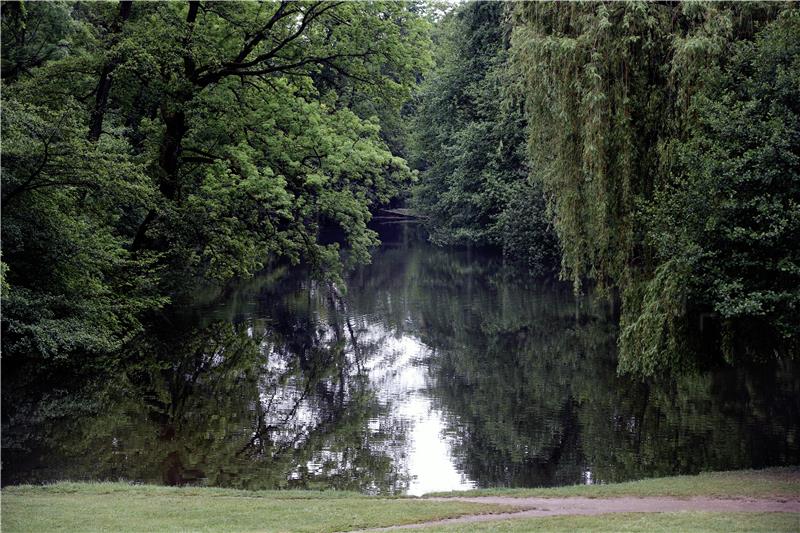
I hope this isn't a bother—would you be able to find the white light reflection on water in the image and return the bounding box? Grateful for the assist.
[364,331,475,496]
[253,298,475,495]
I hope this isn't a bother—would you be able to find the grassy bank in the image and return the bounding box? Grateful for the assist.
[2,468,798,533]
[426,467,800,499]
[1,483,513,533]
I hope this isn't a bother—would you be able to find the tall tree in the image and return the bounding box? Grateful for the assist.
[510,1,798,373]
[412,1,558,276]
[622,10,800,372]
[1,1,431,434]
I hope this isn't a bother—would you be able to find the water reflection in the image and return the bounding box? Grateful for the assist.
[3,225,798,493]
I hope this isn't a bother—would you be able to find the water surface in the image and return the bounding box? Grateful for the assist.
[5,224,798,494]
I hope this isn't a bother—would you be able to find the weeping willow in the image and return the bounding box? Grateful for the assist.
[510,1,797,374]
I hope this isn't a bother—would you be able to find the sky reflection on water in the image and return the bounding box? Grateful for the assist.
[4,224,798,493]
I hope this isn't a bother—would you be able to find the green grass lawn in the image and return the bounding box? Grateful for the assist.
[415,512,800,532]
[1,483,513,533]
[425,467,800,499]
[2,468,798,533]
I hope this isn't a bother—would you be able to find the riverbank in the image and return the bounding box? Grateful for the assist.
[2,468,798,532]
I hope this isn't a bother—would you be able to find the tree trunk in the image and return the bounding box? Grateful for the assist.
[87,0,133,142]
[131,1,199,251]
[158,109,186,201]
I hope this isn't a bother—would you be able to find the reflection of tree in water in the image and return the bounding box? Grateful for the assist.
[5,231,798,492]
[364,241,800,488]
[579,360,800,483]
[6,272,409,493]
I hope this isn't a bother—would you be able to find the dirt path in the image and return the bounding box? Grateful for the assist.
[351,496,800,531]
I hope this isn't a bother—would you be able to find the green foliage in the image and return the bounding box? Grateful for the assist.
[0,1,75,80]
[621,9,800,373]
[412,1,558,276]
[510,2,798,373]
[413,1,796,375]
[1,97,164,376]
[1,1,432,448]
[91,0,430,281]
[510,2,675,290]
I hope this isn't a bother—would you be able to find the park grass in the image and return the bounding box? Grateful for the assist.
[415,512,800,532]
[2,468,798,532]
[425,467,800,499]
[1,482,515,533]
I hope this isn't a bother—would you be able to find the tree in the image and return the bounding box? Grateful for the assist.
[621,11,800,373]
[1,0,431,446]
[412,1,558,276]
[0,1,75,81]
[1,97,163,392]
[510,2,797,373]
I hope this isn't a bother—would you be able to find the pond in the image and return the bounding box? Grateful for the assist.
[5,223,799,495]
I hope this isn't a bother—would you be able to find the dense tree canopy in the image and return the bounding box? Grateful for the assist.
[508,2,799,373]
[411,1,558,275]
[628,12,800,372]
[410,1,798,374]
[2,1,432,398]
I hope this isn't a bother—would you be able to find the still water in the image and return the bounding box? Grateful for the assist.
[6,224,799,494]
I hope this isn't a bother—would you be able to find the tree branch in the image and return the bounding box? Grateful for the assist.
[195,2,347,87]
